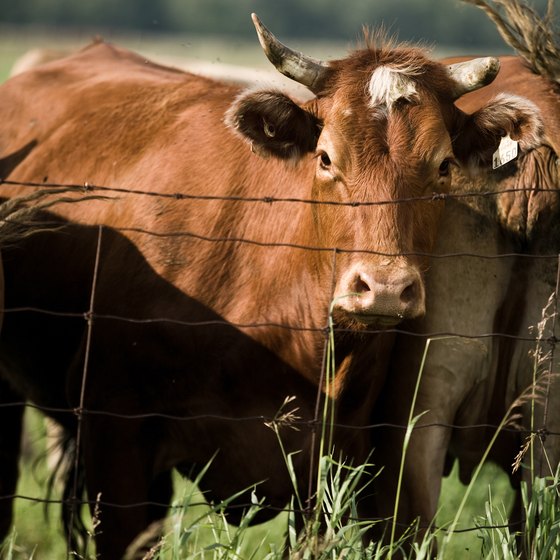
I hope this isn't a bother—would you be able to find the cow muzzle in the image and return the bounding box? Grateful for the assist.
[333,263,426,326]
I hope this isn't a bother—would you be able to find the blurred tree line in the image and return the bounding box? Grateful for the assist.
[2,0,551,48]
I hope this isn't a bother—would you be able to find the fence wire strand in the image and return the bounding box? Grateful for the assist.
[7,400,560,435]
[1,176,559,547]
[66,224,103,559]
[3,178,560,259]
[2,177,560,209]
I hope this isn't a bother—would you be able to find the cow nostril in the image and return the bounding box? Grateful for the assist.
[400,281,418,305]
[352,276,371,294]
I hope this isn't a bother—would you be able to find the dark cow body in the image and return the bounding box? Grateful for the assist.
[373,54,560,543]
[0,188,94,538]
[0,16,543,558]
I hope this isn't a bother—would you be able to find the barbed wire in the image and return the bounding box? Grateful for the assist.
[1,305,555,343]
[3,178,560,260]
[2,216,558,259]
[7,400,560,435]
[116,224,560,260]
[2,176,559,550]
[0,491,523,535]
[2,177,559,208]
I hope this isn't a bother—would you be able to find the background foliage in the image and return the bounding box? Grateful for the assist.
[1,0,551,49]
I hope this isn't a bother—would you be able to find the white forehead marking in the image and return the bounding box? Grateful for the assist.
[368,66,419,109]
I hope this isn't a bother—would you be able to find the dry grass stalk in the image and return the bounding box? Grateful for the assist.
[512,433,535,473]
[264,395,301,432]
[510,288,560,474]
[503,374,553,431]
[0,187,109,246]
[462,0,560,82]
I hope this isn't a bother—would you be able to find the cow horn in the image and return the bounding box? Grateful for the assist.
[449,57,500,99]
[251,13,331,94]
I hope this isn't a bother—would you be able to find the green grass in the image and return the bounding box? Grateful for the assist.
[8,408,289,559]
[437,462,515,559]
[9,410,68,559]
[5,408,517,559]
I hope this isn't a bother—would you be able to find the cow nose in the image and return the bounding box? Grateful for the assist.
[335,264,425,325]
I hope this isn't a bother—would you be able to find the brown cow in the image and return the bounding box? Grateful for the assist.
[372,20,560,553]
[9,47,70,77]
[0,14,543,558]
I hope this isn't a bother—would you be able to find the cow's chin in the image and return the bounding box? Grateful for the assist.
[331,308,403,332]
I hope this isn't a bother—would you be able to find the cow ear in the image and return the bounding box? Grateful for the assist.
[454,93,544,172]
[226,90,321,159]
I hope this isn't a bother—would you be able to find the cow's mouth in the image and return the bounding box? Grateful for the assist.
[348,312,403,328]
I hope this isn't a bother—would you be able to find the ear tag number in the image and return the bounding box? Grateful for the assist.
[492,135,518,169]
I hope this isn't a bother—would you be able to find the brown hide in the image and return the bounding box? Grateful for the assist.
[373,55,560,543]
[0,38,543,558]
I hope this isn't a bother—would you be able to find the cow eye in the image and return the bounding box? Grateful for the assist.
[438,158,453,177]
[318,150,332,169]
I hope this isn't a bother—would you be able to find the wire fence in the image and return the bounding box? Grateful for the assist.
[1,177,559,553]
[0,491,529,535]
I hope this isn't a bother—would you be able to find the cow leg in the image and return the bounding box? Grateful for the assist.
[80,416,172,560]
[376,423,452,529]
[374,336,491,543]
[402,425,452,528]
[0,379,24,540]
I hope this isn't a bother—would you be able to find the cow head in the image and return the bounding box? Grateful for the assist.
[227,14,543,329]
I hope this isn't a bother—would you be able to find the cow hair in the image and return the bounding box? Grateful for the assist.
[368,65,421,110]
[358,25,433,62]
[462,0,560,83]
[325,35,456,111]
[359,28,428,110]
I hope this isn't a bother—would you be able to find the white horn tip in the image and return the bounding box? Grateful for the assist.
[449,56,501,98]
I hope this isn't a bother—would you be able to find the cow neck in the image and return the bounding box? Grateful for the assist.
[213,155,332,382]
